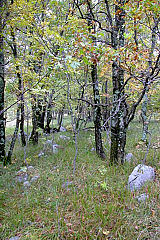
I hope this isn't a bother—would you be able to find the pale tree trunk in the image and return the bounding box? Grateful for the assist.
[103,80,110,130]
[0,0,5,162]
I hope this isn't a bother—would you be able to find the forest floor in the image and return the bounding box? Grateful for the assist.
[0,120,160,240]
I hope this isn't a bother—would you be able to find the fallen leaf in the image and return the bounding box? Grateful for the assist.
[103,230,110,235]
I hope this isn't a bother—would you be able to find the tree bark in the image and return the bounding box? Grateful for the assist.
[91,64,105,159]
[103,80,110,130]
[45,90,54,133]
[141,92,148,142]
[7,104,20,164]
[57,105,65,131]
[110,1,126,164]
[0,0,5,161]
[30,94,38,144]
[37,95,47,130]
[10,28,26,146]
[87,2,105,159]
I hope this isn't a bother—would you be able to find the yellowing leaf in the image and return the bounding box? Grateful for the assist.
[102,230,110,235]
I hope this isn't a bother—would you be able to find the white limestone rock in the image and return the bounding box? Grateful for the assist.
[128,164,155,192]
[59,135,70,141]
[23,181,31,188]
[52,144,59,153]
[30,175,40,182]
[125,153,133,162]
[91,147,96,152]
[28,166,34,172]
[136,193,149,202]
[9,237,20,240]
[16,173,28,183]
[46,140,52,145]
[38,152,45,157]
[60,126,67,132]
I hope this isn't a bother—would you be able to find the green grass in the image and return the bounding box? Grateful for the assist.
[0,120,160,239]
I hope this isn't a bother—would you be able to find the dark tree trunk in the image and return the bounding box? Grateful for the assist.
[141,92,148,142]
[40,95,47,130]
[87,3,105,159]
[57,105,64,131]
[7,104,20,164]
[10,28,26,146]
[36,95,47,130]
[110,1,126,164]
[91,64,105,159]
[19,79,26,146]
[30,94,38,144]
[45,90,54,133]
[76,86,85,131]
[0,0,5,162]
[0,1,5,161]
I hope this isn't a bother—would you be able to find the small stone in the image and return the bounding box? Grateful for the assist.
[60,126,67,132]
[38,152,45,157]
[23,181,31,188]
[52,144,59,153]
[91,147,96,152]
[16,174,28,183]
[9,236,20,240]
[17,168,27,175]
[46,140,52,144]
[136,193,149,202]
[30,175,40,182]
[28,166,34,172]
[59,135,70,140]
[125,153,133,162]
[24,220,33,226]
[45,197,51,203]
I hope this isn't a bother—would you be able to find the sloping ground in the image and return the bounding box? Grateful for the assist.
[0,121,160,240]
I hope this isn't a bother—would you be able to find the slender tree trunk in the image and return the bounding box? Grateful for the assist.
[10,28,26,146]
[57,105,64,131]
[40,94,47,130]
[37,95,45,130]
[76,87,85,131]
[19,79,26,146]
[91,64,105,159]
[103,80,110,130]
[0,0,5,162]
[7,104,20,164]
[45,90,54,133]
[141,92,148,142]
[30,94,38,144]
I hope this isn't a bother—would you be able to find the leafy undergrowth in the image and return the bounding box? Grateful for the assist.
[0,121,160,240]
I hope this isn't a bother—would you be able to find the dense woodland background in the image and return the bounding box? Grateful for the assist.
[0,0,160,239]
